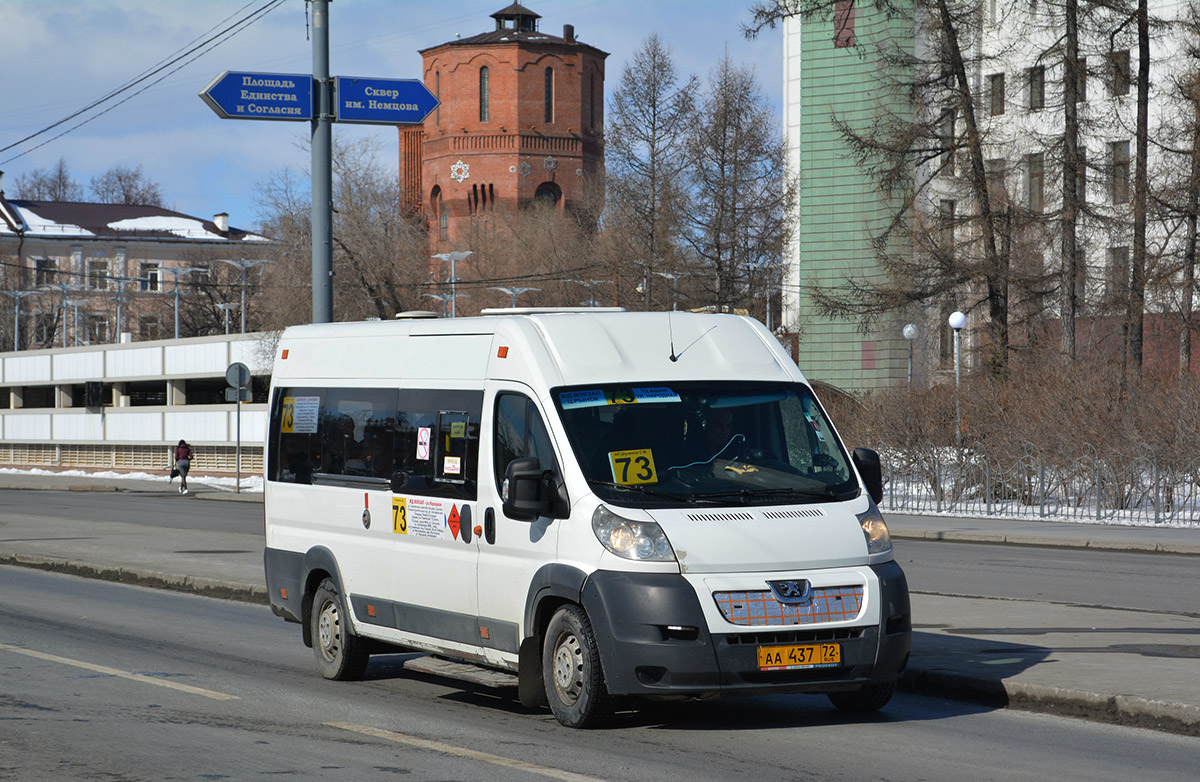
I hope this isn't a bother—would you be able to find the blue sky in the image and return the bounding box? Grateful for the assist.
[0,0,782,232]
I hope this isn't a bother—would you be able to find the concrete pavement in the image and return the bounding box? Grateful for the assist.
[1,471,1198,736]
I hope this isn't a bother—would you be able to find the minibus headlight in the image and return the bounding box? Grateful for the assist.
[592,506,676,562]
[857,508,892,555]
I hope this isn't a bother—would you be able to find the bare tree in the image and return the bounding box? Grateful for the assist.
[1149,1,1200,376]
[605,34,698,309]
[254,137,429,328]
[682,53,792,319]
[89,164,163,206]
[1128,0,1151,374]
[11,158,83,201]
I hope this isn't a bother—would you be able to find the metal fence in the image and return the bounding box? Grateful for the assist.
[878,442,1200,526]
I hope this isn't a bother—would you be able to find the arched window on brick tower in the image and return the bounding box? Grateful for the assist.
[544,66,554,123]
[479,66,490,123]
[534,181,561,206]
[431,186,447,240]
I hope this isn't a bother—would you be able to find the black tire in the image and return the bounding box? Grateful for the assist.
[542,604,612,728]
[310,578,369,681]
[828,681,896,713]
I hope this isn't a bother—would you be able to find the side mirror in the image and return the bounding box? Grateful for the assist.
[852,447,883,504]
[503,457,553,521]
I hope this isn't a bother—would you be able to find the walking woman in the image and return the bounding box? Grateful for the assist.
[174,439,193,494]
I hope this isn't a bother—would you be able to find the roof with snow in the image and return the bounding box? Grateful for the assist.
[0,198,268,242]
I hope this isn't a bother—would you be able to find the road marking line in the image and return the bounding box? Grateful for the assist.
[326,722,606,782]
[0,642,239,701]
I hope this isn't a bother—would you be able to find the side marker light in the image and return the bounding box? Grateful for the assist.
[497,346,509,358]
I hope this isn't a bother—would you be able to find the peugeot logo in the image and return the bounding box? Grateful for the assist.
[768,579,813,605]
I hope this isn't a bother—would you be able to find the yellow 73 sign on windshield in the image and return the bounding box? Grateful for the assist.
[608,448,658,485]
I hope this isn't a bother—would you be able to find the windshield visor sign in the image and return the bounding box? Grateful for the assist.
[560,386,681,409]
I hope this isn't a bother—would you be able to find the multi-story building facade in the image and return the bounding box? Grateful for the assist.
[784,1,1199,391]
[0,192,268,350]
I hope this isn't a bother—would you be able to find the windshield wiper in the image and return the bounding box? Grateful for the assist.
[691,486,844,503]
[588,480,706,503]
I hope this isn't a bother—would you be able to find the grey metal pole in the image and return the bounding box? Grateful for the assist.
[240,265,247,333]
[115,284,124,341]
[311,0,333,324]
[175,283,182,339]
[953,329,961,446]
[236,394,242,494]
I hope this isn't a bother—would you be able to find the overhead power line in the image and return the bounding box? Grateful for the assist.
[0,0,287,165]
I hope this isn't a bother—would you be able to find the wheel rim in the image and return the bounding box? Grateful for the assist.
[317,599,340,663]
[551,631,584,705]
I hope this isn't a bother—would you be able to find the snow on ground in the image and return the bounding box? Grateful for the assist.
[0,466,262,493]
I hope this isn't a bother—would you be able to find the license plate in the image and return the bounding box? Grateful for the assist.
[757,643,841,671]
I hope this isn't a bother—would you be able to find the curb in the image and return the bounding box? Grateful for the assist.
[0,553,268,604]
[890,529,1200,556]
[901,668,1200,737]
[0,483,264,503]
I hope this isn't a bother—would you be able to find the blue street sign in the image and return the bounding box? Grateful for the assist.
[200,71,312,121]
[335,76,439,125]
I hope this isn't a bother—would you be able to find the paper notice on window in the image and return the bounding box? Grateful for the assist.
[290,396,320,434]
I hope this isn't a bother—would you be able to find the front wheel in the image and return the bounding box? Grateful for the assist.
[310,578,369,681]
[542,604,612,728]
[827,681,895,713]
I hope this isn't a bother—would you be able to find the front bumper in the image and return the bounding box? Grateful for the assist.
[580,562,911,697]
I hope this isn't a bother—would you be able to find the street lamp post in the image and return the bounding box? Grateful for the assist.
[652,271,688,311]
[1,290,40,351]
[65,300,89,346]
[948,311,966,445]
[488,286,539,307]
[217,302,240,335]
[217,259,270,333]
[109,275,147,341]
[36,282,83,348]
[566,279,610,307]
[160,267,206,339]
[432,251,473,317]
[902,323,919,391]
[423,293,456,317]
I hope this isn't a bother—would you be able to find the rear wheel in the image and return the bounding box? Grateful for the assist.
[311,578,369,681]
[542,604,611,728]
[828,681,895,712]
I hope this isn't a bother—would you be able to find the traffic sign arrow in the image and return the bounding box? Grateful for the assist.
[200,71,312,121]
[335,76,439,125]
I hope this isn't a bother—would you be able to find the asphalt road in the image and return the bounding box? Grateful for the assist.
[0,488,262,534]
[3,488,1193,617]
[3,566,1198,782]
[895,538,1200,615]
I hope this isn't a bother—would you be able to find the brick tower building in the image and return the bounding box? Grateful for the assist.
[403,3,607,249]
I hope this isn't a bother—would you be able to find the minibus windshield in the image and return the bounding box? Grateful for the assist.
[552,382,858,507]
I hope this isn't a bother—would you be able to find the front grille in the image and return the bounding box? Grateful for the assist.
[720,627,864,646]
[713,586,864,626]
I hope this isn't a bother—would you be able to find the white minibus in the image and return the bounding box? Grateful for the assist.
[263,309,910,727]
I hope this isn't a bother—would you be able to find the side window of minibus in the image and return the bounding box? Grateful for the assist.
[493,393,558,489]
